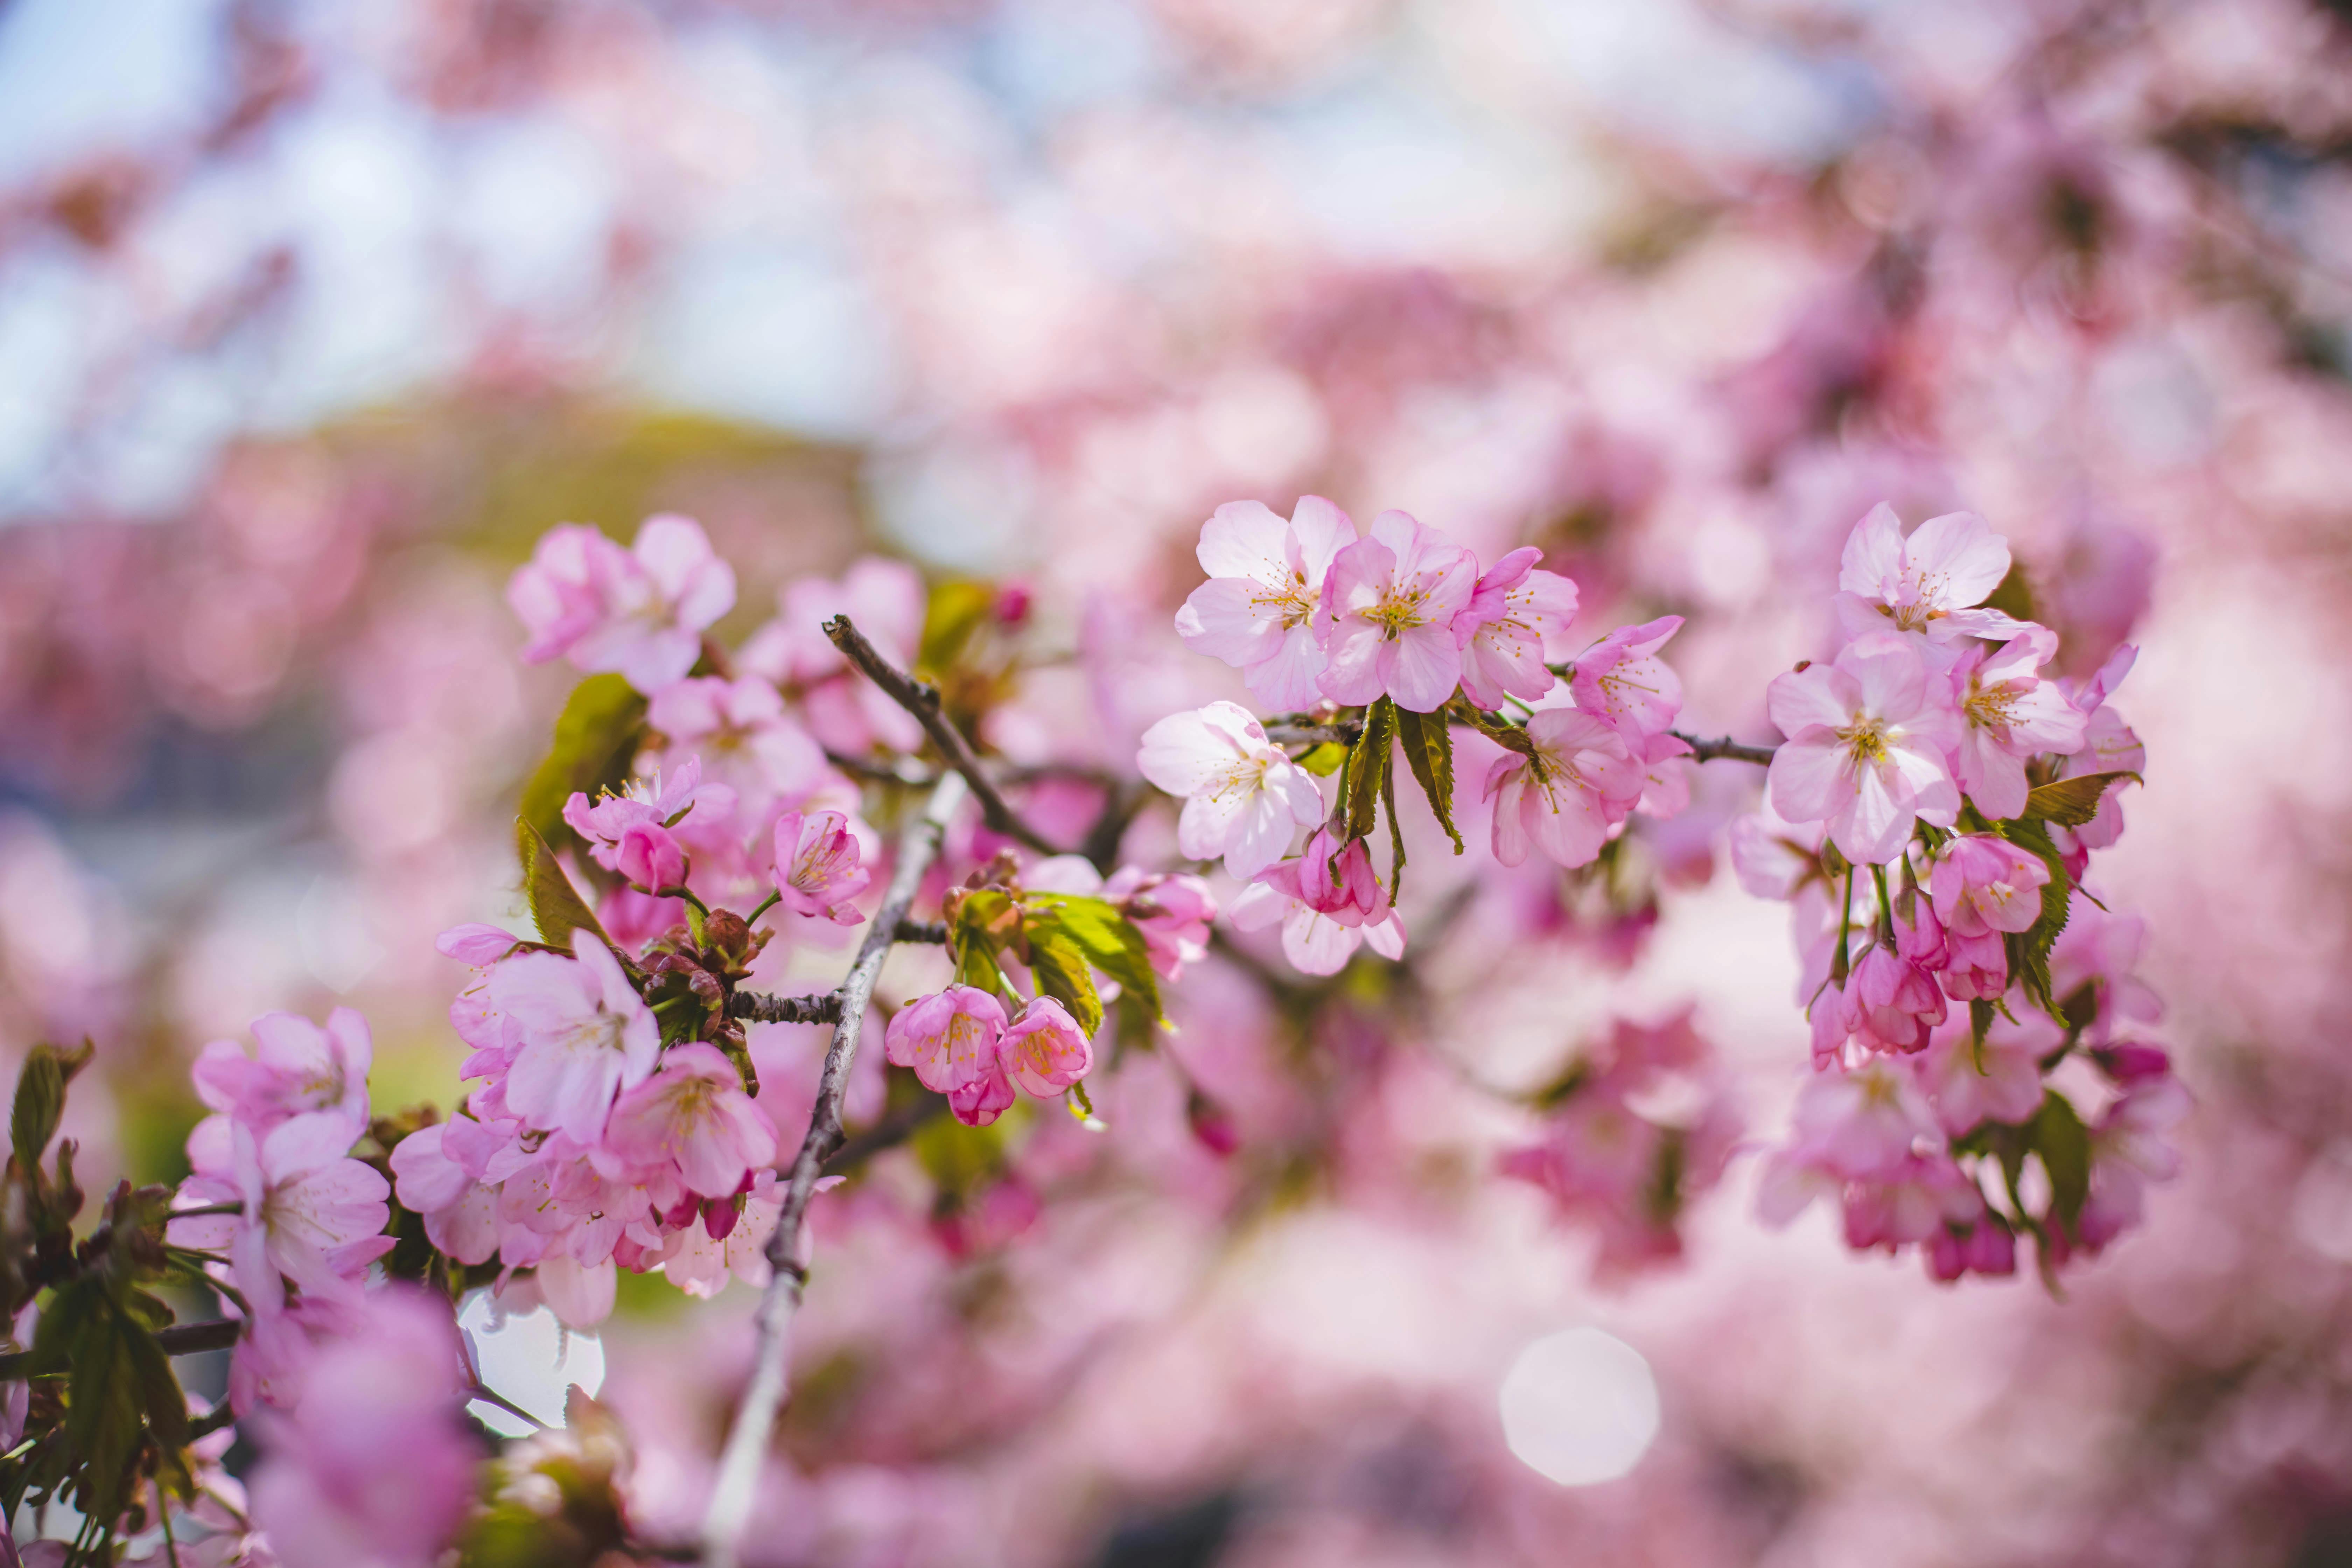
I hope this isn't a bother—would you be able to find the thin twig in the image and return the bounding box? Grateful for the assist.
[699,771,969,1568]
[1669,729,1779,766]
[467,1378,549,1431]
[822,616,1061,856]
[825,751,936,788]
[727,992,842,1026]
[895,919,947,945]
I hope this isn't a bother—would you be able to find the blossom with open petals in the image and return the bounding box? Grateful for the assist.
[1766,632,1960,865]
[1483,707,1644,869]
[886,986,1016,1127]
[172,1112,393,1316]
[507,514,736,694]
[490,931,661,1144]
[602,1043,780,1198]
[1174,496,1356,709]
[1945,626,2087,820]
[1453,547,1579,711]
[189,1007,373,1145]
[1829,503,2025,645]
[1000,998,1093,1099]
[1568,615,1684,742]
[770,809,871,925]
[1929,834,2050,938]
[1317,510,1480,712]
[1136,701,1324,878]
[1227,828,1407,975]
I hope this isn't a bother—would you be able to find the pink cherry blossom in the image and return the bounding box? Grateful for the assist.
[646,676,831,814]
[435,923,524,967]
[1483,706,1644,869]
[1173,496,1356,710]
[885,986,1016,1127]
[1227,828,1407,975]
[1316,510,1480,712]
[1000,997,1094,1099]
[1843,1153,1984,1250]
[247,1287,478,1568]
[1944,626,2087,820]
[769,809,870,925]
[1911,1015,2052,1135]
[1788,1057,1941,1180]
[562,757,729,884]
[1452,546,1580,711]
[738,557,928,757]
[1104,867,1217,980]
[1829,502,2025,644]
[506,514,736,694]
[1568,615,1684,741]
[1135,701,1324,878]
[1766,632,1961,865]
[662,1171,783,1299]
[1728,802,1829,902]
[489,931,661,1144]
[603,1043,780,1198]
[2047,891,2163,1042]
[1929,834,2050,937]
[189,1007,373,1143]
[2059,643,2144,849]
[171,1111,393,1316]
[1824,941,1948,1058]
[387,1120,503,1266]
[1926,1218,2017,1282]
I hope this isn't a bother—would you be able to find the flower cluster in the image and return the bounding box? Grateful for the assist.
[1739,504,2178,1281]
[1499,1012,1740,1278]
[1148,496,1687,976]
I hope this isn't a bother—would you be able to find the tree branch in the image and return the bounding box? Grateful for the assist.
[726,991,841,1026]
[0,1317,241,1381]
[1265,723,1357,746]
[822,616,1061,857]
[698,770,969,1568]
[1670,729,1779,766]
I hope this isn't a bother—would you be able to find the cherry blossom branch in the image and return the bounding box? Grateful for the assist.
[821,615,1061,856]
[1265,722,1358,746]
[0,1317,240,1380]
[699,768,969,1568]
[725,992,841,1026]
[1669,729,1779,766]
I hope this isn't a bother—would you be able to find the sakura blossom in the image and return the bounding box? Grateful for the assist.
[1930,834,2052,937]
[646,677,832,814]
[1453,547,1581,712]
[884,985,1016,1128]
[1316,510,1480,712]
[1173,496,1356,710]
[489,931,662,1144]
[562,757,732,889]
[769,808,870,924]
[1484,706,1645,869]
[1135,701,1325,878]
[739,556,929,756]
[506,514,737,694]
[1945,626,2088,820]
[1766,632,1961,864]
[170,1111,394,1316]
[1228,828,1407,976]
[1568,615,1685,742]
[1830,503,2026,646]
[188,1007,374,1143]
[601,1043,780,1198]
[1000,998,1094,1099]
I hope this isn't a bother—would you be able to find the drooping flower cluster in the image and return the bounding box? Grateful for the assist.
[1499,1012,1741,1278]
[1738,504,2177,1281]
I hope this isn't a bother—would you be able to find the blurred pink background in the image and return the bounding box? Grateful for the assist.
[3,1,2351,1563]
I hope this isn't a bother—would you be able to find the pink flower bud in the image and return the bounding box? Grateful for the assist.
[1929,834,2050,938]
[614,820,688,891]
[885,986,1013,1127]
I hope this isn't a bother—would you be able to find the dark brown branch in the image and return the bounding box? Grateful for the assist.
[1670,729,1779,766]
[727,991,842,1026]
[0,1316,241,1381]
[1266,723,1358,746]
[822,616,1062,856]
[894,919,947,945]
[825,751,937,788]
[699,771,968,1568]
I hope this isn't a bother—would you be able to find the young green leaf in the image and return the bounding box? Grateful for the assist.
[1024,921,1104,1037]
[10,1048,65,1168]
[2031,1090,2093,1230]
[518,674,648,852]
[1393,707,1463,853]
[2016,771,2138,828]
[1381,762,1406,897]
[1294,742,1348,777]
[1038,895,1164,1027]
[1994,815,2073,1021]
[1344,698,1397,846]
[516,817,611,950]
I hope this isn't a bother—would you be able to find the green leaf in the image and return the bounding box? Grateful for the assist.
[1294,742,1348,777]
[1393,708,1463,853]
[2017,771,2138,828]
[1994,816,2073,1021]
[518,674,647,852]
[516,817,610,950]
[125,1315,188,1453]
[1038,895,1164,1028]
[10,1046,66,1166]
[1452,700,1538,760]
[950,889,1015,993]
[1024,925,1104,1037]
[1968,997,1996,1074]
[1381,761,1407,898]
[2031,1090,2093,1230]
[1345,699,1396,847]
[56,1287,152,1524]
[1982,559,2039,625]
